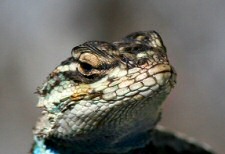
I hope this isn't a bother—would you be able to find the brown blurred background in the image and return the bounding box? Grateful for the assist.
[0,1,224,154]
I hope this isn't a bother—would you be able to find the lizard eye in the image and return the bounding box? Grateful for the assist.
[80,62,93,72]
[79,53,101,67]
[78,53,101,75]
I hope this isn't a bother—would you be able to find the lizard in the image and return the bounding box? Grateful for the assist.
[31,31,215,154]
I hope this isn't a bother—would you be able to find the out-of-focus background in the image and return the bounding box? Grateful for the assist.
[0,1,224,154]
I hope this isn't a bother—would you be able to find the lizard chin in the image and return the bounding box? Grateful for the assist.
[34,63,176,153]
[33,31,177,153]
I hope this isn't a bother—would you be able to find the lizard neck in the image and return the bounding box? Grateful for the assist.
[33,31,177,154]
[36,91,168,154]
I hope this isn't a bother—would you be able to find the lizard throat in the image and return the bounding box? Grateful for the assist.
[33,31,177,153]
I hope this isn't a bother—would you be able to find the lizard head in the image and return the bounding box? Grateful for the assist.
[34,31,176,149]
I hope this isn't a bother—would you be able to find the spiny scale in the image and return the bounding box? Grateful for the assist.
[32,31,214,154]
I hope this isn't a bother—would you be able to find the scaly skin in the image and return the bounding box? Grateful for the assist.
[31,31,214,154]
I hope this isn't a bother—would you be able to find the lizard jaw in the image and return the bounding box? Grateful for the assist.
[33,31,177,153]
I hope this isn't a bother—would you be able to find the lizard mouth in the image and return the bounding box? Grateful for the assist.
[33,31,177,153]
[33,63,176,138]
